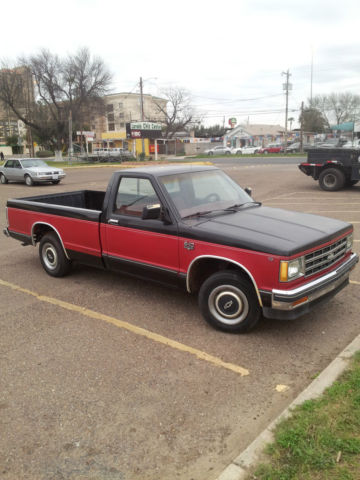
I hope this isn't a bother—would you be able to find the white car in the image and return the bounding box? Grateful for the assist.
[0,158,65,186]
[204,145,231,155]
[231,145,260,155]
[342,139,360,149]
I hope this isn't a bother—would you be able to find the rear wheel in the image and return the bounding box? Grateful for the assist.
[39,232,71,277]
[0,173,8,184]
[25,174,34,186]
[319,168,345,191]
[198,271,261,333]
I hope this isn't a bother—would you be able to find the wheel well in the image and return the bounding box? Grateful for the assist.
[32,223,70,259]
[317,164,346,181]
[32,224,55,244]
[188,257,257,295]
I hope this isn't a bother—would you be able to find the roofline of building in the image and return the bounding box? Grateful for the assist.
[105,92,166,102]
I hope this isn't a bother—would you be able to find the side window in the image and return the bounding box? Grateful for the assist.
[14,161,21,169]
[5,160,13,168]
[114,177,160,217]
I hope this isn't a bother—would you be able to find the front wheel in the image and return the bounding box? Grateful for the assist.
[25,174,34,186]
[319,168,345,191]
[198,272,261,333]
[39,232,71,277]
[51,180,60,184]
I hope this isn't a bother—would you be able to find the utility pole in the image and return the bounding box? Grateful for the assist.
[140,76,145,156]
[300,101,304,153]
[310,48,313,105]
[282,69,292,149]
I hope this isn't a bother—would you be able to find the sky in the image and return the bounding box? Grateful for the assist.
[3,0,360,129]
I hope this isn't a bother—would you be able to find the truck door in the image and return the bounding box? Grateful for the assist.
[102,175,180,286]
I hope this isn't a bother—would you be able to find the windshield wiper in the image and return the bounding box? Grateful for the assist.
[182,210,214,219]
[182,202,262,220]
[225,201,262,210]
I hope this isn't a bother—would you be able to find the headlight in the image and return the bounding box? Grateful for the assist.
[346,234,353,251]
[280,256,305,282]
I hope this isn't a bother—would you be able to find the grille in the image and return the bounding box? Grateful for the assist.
[305,237,347,277]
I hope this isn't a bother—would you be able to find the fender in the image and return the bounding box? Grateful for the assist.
[31,222,70,260]
[186,254,263,306]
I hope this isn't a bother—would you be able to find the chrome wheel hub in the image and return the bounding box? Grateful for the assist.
[208,285,249,325]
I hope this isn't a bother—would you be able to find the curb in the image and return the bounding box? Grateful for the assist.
[62,161,213,169]
[215,333,360,480]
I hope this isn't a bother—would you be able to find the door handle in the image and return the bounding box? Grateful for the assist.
[108,219,118,225]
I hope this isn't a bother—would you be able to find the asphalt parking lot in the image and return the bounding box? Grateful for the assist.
[1,161,359,480]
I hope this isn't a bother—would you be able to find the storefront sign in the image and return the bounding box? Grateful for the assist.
[126,122,163,139]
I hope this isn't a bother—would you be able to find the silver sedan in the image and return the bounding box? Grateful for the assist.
[0,158,66,186]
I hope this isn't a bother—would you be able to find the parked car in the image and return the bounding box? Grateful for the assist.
[258,144,283,154]
[341,139,360,149]
[285,142,312,153]
[0,158,66,186]
[231,145,260,155]
[4,165,358,333]
[204,145,231,155]
[315,138,346,148]
[92,148,133,159]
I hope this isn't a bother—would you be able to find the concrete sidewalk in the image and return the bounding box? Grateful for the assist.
[216,333,360,480]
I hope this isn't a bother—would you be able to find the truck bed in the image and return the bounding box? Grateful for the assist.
[307,147,360,165]
[18,190,106,211]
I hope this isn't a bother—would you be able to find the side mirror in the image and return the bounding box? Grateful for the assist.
[245,187,252,196]
[142,204,161,220]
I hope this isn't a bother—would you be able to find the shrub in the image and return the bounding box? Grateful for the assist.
[36,150,54,158]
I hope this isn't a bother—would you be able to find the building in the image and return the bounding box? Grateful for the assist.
[0,67,35,152]
[92,92,168,156]
[225,124,285,148]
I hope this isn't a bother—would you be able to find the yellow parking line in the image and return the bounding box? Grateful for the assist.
[0,278,249,376]
[350,280,360,285]
[267,203,360,205]
[307,210,360,213]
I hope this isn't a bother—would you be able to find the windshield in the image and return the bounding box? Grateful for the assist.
[20,159,48,168]
[159,169,253,219]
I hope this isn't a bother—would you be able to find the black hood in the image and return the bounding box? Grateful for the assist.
[183,206,351,256]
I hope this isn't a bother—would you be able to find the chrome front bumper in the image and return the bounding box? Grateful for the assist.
[262,253,358,320]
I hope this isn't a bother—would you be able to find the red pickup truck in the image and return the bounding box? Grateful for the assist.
[4,165,358,333]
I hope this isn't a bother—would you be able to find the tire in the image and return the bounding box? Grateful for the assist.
[0,173,8,184]
[225,151,230,155]
[319,168,345,191]
[198,271,261,333]
[39,232,71,277]
[208,152,214,156]
[51,180,60,184]
[25,174,34,186]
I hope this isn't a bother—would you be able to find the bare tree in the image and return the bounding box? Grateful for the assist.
[153,87,195,138]
[309,92,360,128]
[0,48,112,151]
